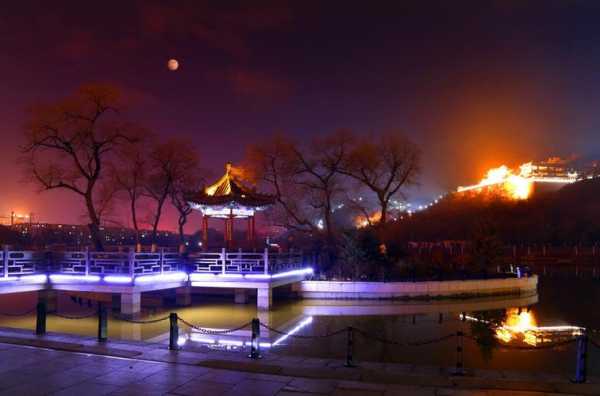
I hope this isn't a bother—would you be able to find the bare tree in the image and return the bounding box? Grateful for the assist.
[246,131,352,268]
[110,133,153,247]
[291,130,352,244]
[171,160,204,247]
[246,135,318,234]
[145,138,199,247]
[21,84,139,250]
[340,133,420,224]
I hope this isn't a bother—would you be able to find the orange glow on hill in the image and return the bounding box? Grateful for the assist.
[457,161,578,200]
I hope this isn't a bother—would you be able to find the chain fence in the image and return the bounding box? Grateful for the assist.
[110,313,171,324]
[53,310,98,320]
[178,317,252,335]
[353,328,456,346]
[12,302,600,383]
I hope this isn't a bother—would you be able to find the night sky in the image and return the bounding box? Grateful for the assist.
[2,1,600,229]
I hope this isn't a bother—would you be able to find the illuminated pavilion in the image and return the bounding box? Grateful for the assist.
[187,163,275,249]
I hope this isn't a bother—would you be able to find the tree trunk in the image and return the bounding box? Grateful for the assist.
[178,215,187,244]
[151,192,168,245]
[379,195,388,224]
[84,193,103,251]
[131,196,140,246]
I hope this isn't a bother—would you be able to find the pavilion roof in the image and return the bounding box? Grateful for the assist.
[187,163,276,209]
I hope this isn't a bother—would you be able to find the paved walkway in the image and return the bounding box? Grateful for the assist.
[0,343,579,396]
[0,328,596,395]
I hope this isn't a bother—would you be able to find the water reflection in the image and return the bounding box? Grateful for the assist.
[0,284,595,376]
[465,308,584,348]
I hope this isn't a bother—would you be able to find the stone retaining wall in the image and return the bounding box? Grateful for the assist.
[293,275,538,299]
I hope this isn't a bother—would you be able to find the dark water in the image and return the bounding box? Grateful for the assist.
[0,276,597,378]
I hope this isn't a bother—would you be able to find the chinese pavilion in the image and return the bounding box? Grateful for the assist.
[187,163,275,249]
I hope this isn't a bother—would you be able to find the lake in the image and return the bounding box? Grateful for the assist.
[0,276,597,378]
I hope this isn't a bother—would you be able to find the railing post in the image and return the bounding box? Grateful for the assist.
[128,250,135,278]
[2,245,8,279]
[169,313,179,350]
[453,330,464,376]
[344,326,355,367]
[85,246,90,276]
[97,302,107,342]
[264,248,269,275]
[574,332,588,383]
[35,301,46,335]
[221,248,226,275]
[160,248,165,274]
[249,318,261,359]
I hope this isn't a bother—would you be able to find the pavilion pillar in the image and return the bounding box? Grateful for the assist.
[247,215,255,246]
[202,216,209,250]
[225,214,234,249]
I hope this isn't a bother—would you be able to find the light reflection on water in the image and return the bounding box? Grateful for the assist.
[0,277,597,377]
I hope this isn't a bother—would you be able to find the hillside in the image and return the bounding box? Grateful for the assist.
[392,178,600,244]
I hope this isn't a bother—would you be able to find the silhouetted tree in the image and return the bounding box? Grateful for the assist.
[21,84,140,250]
[111,133,154,247]
[145,138,199,247]
[340,133,420,224]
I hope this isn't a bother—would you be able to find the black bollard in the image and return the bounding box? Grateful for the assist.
[169,313,179,350]
[344,326,355,368]
[452,331,464,376]
[97,303,107,342]
[249,318,261,359]
[35,301,46,335]
[574,333,588,383]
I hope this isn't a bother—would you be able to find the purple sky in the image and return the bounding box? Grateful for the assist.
[1,1,600,230]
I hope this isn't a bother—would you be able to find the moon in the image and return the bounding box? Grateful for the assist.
[167,59,179,71]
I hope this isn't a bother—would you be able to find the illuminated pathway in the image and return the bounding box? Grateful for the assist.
[0,329,596,395]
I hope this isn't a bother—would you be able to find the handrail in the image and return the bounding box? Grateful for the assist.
[0,247,305,277]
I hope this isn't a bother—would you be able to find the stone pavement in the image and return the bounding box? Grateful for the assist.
[0,343,581,396]
[0,327,597,395]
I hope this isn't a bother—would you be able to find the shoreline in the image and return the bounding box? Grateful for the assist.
[293,275,538,300]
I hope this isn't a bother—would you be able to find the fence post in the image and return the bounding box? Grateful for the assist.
[85,246,90,276]
[97,303,107,342]
[574,333,588,383]
[169,313,179,350]
[221,248,226,275]
[453,330,464,376]
[264,248,269,275]
[249,318,261,359]
[344,326,355,367]
[35,301,46,335]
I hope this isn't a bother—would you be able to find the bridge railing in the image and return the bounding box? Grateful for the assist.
[52,249,182,277]
[0,247,306,279]
[188,248,304,275]
[1,247,48,278]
